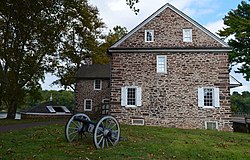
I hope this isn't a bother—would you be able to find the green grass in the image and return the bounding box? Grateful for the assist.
[0,123,250,160]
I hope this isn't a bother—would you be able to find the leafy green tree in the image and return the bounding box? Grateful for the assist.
[231,91,250,114]
[0,0,61,118]
[41,90,75,111]
[52,0,104,91]
[55,25,127,90]
[219,1,250,80]
[0,0,104,119]
[93,26,128,64]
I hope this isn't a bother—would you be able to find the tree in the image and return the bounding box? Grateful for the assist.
[0,0,104,119]
[55,25,127,90]
[219,1,250,80]
[231,91,250,114]
[52,0,105,91]
[126,0,140,14]
[92,26,128,64]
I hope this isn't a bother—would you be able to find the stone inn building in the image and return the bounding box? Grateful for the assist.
[76,3,241,131]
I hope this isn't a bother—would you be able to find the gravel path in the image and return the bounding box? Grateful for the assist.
[0,120,67,133]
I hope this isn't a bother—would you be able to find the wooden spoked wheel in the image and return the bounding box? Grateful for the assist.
[65,113,91,142]
[93,116,120,149]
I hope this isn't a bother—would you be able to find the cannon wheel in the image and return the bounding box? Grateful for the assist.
[65,113,91,142]
[93,116,120,149]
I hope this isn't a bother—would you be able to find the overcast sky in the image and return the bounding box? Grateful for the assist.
[42,0,249,93]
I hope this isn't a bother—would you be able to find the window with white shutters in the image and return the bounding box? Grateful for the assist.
[198,87,220,108]
[121,86,142,107]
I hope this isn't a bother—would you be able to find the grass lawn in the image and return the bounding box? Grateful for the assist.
[0,122,249,160]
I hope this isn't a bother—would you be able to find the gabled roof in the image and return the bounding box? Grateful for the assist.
[76,64,110,79]
[110,3,230,50]
[230,75,242,88]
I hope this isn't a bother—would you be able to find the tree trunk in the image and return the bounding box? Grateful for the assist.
[6,101,17,119]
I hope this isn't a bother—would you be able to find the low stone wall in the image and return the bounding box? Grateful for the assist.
[21,113,72,120]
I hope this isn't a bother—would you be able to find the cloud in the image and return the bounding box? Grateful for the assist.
[40,73,61,91]
[204,20,224,36]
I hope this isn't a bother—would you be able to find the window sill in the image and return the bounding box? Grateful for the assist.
[157,72,167,74]
[125,105,138,108]
[201,106,217,109]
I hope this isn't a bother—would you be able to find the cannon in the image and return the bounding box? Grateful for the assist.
[65,113,120,149]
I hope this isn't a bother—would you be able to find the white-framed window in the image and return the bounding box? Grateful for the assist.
[198,87,220,108]
[84,99,92,111]
[145,30,154,42]
[157,55,167,73]
[205,121,218,130]
[121,86,142,107]
[94,80,102,90]
[183,29,192,42]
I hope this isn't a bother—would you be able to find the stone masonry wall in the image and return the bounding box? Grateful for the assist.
[75,79,110,119]
[110,52,232,131]
[118,8,224,48]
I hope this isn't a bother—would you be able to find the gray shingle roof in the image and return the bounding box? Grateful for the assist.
[76,64,110,79]
[24,101,58,113]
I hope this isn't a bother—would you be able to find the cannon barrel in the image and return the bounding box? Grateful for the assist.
[74,116,97,126]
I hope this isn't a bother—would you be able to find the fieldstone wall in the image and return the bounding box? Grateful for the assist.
[117,7,224,48]
[21,114,71,119]
[110,52,232,131]
[75,79,110,119]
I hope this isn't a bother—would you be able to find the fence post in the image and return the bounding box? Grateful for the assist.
[245,117,249,133]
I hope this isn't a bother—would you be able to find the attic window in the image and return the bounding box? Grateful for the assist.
[145,30,154,42]
[183,29,192,42]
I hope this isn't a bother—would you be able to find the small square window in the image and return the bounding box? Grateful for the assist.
[84,99,92,111]
[157,55,167,73]
[198,87,220,108]
[94,80,102,90]
[132,119,145,125]
[183,29,192,42]
[145,30,154,42]
[205,121,218,130]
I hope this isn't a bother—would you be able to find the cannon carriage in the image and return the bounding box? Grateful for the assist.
[65,113,120,149]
